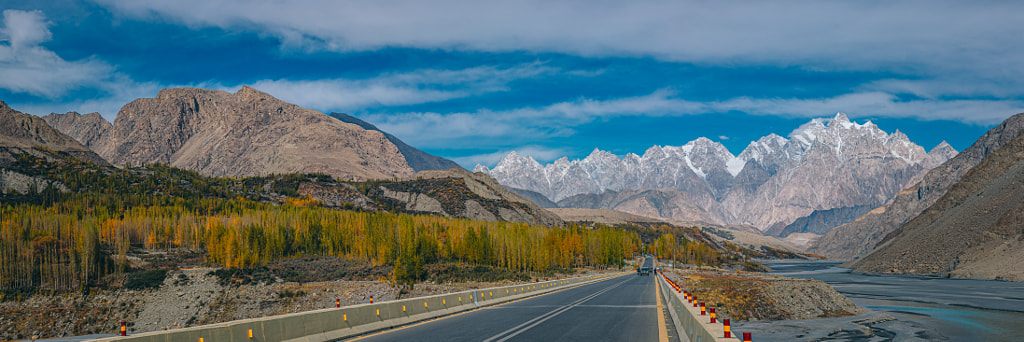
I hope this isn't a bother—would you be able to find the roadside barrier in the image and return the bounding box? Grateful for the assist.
[657,269,742,342]
[94,272,626,342]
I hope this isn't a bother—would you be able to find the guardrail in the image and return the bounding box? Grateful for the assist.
[657,269,743,342]
[93,272,626,342]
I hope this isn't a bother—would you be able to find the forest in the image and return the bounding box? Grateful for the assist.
[0,149,640,296]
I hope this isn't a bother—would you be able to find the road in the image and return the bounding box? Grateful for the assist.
[349,263,681,341]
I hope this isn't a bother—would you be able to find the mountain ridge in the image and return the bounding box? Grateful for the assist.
[329,112,461,172]
[478,113,955,231]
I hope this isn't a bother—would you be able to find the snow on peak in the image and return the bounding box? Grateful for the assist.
[473,164,490,173]
[832,112,855,129]
[725,157,747,177]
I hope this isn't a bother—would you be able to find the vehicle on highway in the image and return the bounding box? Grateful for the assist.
[637,257,654,276]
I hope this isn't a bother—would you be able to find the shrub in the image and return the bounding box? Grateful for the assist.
[123,270,167,290]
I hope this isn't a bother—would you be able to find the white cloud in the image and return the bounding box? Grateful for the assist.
[94,1,1024,91]
[718,135,729,140]
[0,10,114,98]
[242,62,556,110]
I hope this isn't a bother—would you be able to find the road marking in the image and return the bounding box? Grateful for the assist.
[482,277,632,342]
[347,273,628,341]
[656,279,669,342]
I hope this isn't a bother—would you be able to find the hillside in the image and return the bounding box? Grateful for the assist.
[329,112,460,172]
[556,187,719,223]
[44,87,414,180]
[847,119,1024,281]
[809,113,1024,260]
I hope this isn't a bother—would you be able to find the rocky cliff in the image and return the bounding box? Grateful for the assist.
[478,113,954,231]
[44,87,414,180]
[809,114,1024,260]
[847,114,1024,281]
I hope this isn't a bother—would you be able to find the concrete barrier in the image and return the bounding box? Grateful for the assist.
[657,270,740,342]
[93,272,627,342]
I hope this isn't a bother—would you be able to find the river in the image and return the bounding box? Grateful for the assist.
[765,260,1024,341]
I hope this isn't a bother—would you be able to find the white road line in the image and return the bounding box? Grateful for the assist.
[482,277,632,342]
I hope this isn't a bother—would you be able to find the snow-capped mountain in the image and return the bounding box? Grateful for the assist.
[475,113,957,230]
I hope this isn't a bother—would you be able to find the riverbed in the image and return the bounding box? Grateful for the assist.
[764,261,1024,341]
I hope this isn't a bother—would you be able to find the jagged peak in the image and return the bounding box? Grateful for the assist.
[929,141,957,155]
[889,129,909,141]
[586,147,615,159]
[833,112,850,123]
[473,164,490,173]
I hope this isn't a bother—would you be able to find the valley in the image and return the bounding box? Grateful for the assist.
[2,87,1023,341]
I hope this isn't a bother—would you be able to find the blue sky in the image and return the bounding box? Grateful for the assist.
[2,1,1022,167]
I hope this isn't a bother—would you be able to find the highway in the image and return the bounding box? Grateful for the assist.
[349,259,681,342]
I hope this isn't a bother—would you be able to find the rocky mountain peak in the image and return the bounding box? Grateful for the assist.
[928,141,958,160]
[831,112,851,125]
[56,86,414,180]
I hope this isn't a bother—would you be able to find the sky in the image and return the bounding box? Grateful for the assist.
[1,1,1022,168]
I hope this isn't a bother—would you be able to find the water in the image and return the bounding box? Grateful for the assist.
[767,261,1024,341]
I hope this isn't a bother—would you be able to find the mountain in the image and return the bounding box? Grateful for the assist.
[329,112,461,172]
[0,101,107,165]
[477,113,955,231]
[764,205,874,238]
[555,188,720,224]
[506,186,559,208]
[846,114,1024,281]
[808,114,1024,260]
[0,101,109,194]
[40,111,112,151]
[44,87,413,180]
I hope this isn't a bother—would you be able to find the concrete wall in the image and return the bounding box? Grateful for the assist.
[92,272,626,342]
[657,271,741,342]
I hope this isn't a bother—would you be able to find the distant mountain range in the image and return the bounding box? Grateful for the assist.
[477,113,956,232]
[43,86,458,181]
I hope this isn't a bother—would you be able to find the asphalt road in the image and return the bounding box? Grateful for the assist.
[349,269,681,342]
